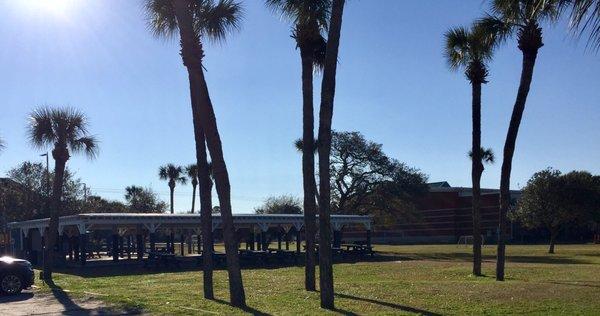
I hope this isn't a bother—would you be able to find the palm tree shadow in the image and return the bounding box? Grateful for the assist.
[45,279,141,315]
[334,292,442,316]
[211,298,271,316]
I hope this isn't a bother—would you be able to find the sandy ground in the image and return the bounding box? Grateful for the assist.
[0,289,140,316]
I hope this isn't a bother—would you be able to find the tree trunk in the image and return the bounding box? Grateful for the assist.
[43,146,68,281]
[471,81,484,276]
[497,47,539,282]
[191,182,197,213]
[169,183,175,252]
[172,0,245,307]
[548,227,558,254]
[196,128,214,298]
[317,0,346,310]
[169,184,175,214]
[300,47,317,292]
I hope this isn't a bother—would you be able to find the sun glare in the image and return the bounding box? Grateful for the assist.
[21,0,77,18]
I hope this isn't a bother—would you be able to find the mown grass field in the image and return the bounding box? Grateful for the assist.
[37,244,600,315]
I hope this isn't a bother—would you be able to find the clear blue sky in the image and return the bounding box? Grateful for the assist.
[1,0,598,214]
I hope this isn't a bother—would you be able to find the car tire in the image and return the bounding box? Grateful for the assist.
[0,273,24,295]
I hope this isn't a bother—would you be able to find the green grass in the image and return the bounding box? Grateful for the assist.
[37,244,600,315]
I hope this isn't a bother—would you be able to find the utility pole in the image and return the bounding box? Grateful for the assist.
[83,183,88,202]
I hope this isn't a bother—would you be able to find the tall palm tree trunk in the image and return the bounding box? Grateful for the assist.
[172,0,245,307]
[300,47,317,292]
[191,94,215,298]
[169,183,175,253]
[317,0,345,309]
[497,27,541,281]
[471,80,484,276]
[43,146,68,281]
[191,182,197,213]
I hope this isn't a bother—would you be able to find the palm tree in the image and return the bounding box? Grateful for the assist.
[445,25,495,276]
[144,0,246,306]
[159,164,186,254]
[186,164,199,213]
[477,0,561,281]
[561,0,600,49]
[266,0,330,292]
[125,185,144,203]
[159,164,187,214]
[317,0,346,309]
[28,107,98,281]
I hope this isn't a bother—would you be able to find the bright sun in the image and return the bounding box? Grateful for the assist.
[21,0,77,17]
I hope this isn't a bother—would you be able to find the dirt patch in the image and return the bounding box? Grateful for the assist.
[0,289,141,315]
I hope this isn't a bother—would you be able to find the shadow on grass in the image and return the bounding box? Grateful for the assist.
[333,292,442,316]
[55,253,407,278]
[393,252,594,265]
[45,279,142,315]
[212,298,271,316]
[547,280,600,288]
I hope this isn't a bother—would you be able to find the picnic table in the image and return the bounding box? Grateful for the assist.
[195,251,227,266]
[144,251,180,269]
[340,243,373,256]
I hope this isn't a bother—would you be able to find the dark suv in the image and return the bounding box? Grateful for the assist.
[0,256,35,295]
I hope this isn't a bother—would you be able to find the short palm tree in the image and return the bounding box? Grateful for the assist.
[186,164,199,213]
[445,24,495,277]
[477,0,561,281]
[266,0,330,292]
[158,164,187,214]
[125,185,145,211]
[125,185,144,202]
[144,0,245,305]
[316,0,346,309]
[28,107,99,281]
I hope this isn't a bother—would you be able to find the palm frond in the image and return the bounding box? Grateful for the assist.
[28,107,57,149]
[144,0,179,39]
[28,107,98,160]
[444,26,471,70]
[159,163,187,184]
[469,147,496,164]
[195,0,244,43]
[0,135,5,153]
[565,0,600,50]
[266,0,331,29]
[71,135,100,159]
[186,163,198,178]
[475,14,514,48]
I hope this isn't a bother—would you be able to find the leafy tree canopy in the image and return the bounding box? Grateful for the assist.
[124,185,167,213]
[255,195,303,214]
[330,131,429,225]
[510,168,600,251]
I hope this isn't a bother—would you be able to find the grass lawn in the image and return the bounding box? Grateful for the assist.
[36,244,600,315]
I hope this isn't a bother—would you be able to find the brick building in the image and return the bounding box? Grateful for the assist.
[372,182,521,244]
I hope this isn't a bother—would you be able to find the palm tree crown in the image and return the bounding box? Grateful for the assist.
[159,164,187,187]
[266,0,330,67]
[28,107,99,160]
[477,0,561,52]
[186,164,199,186]
[444,25,495,83]
[145,0,243,43]
[125,185,144,201]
